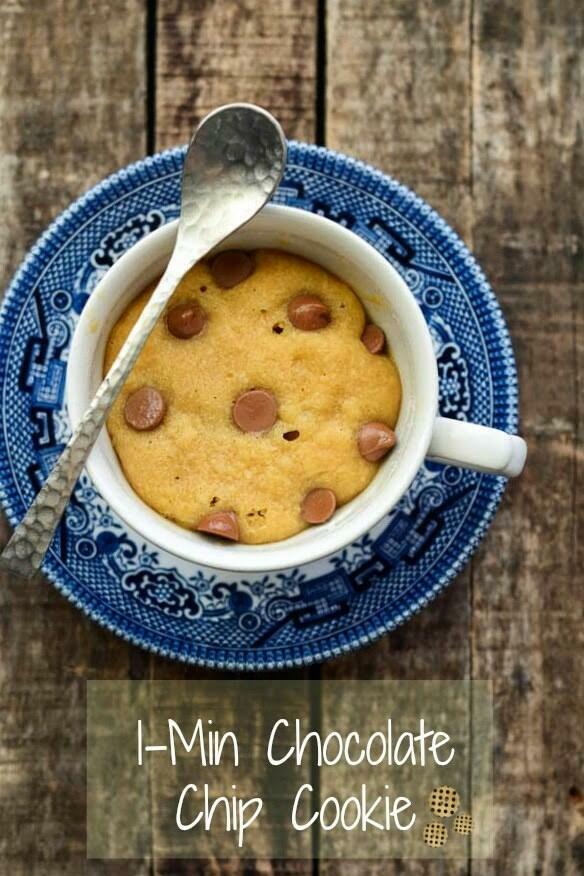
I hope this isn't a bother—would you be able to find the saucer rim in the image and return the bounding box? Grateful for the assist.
[0,141,518,670]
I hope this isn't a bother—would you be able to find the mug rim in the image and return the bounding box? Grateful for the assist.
[66,204,438,572]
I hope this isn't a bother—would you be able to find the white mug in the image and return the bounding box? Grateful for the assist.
[67,205,526,573]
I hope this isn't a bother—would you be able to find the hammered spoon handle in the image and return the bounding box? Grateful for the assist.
[0,103,286,577]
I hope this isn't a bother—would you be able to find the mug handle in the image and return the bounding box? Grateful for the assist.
[428,417,527,478]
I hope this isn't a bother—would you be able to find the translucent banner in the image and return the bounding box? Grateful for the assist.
[87,680,493,859]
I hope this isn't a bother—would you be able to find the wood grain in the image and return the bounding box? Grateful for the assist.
[323,1,583,875]
[472,0,583,286]
[322,2,473,872]
[469,0,584,871]
[469,285,583,873]
[0,2,151,874]
[326,0,473,236]
[156,0,318,149]
[152,0,319,872]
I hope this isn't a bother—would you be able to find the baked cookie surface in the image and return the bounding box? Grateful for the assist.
[104,249,401,544]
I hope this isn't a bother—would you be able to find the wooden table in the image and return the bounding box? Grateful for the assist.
[0,1,581,873]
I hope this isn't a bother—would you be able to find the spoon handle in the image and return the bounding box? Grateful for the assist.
[0,260,184,577]
[0,103,287,578]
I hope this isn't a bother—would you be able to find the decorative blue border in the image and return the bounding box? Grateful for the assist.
[0,143,518,670]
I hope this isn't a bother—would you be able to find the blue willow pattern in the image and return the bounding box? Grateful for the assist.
[0,143,518,669]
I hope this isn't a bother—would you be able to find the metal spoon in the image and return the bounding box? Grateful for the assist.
[1,103,287,577]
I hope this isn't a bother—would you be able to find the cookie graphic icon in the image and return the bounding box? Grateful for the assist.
[429,785,460,818]
[423,822,448,847]
[454,813,473,834]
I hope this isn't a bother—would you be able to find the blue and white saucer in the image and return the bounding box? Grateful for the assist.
[0,143,518,670]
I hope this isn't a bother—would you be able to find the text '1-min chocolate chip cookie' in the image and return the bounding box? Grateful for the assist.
[104,249,402,544]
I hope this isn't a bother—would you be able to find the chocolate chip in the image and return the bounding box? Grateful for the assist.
[196,510,239,541]
[272,323,284,334]
[124,387,166,431]
[166,301,206,339]
[301,488,337,524]
[283,430,300,441]
[233,389,278,433]
[357,422,397,461]
[210,250,254,288]
[361,323,386,354]
[288,294,331,331]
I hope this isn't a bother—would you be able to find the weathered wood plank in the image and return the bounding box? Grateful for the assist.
[326,0,473,235]
[470,0,584,872]
[156,0,318,149]
[322,1,473,874]
[152,0,319,872]
[320,584,471,876]
[0,2,151,874]
[472,0,583,285]
[469,281,583,874]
